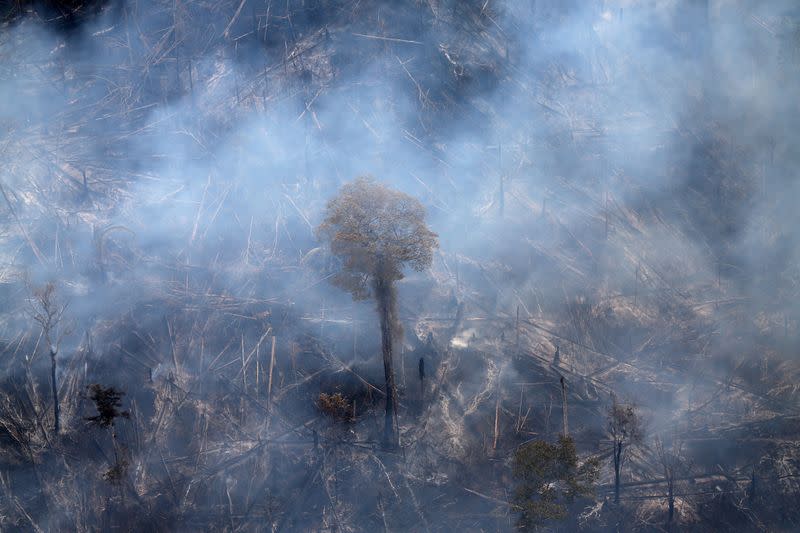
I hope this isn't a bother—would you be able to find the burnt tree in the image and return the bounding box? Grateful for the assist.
[655,434,685,530]
[86,385,130,489]
[317,177,438,447]
[607,395,643,504]
[30,282,69,435]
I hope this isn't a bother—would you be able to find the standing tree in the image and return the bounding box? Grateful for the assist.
[655,433,686,531]
[29,282,69,435]
[316,177,438,447]
[513,435,600,530]
[607,395,643,504]
[86,384,130,483]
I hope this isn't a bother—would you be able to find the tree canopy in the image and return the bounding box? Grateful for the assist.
[608,397,643,445]
[85,384,129,428]
[316,176,438,299]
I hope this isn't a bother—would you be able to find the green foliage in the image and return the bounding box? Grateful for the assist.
[512,436,599,530]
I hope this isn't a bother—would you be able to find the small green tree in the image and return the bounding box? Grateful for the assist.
[317,177,438,447]
[513,435,599,530]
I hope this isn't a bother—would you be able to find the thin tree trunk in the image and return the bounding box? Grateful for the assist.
[667,480,674,528]
[560,376,568,437]
[50,350,59,434]
[492,394,500,450]
[614,441,622,504]
[268,335,276,408]
[497,143,504,218]
[376,278,398,447]
[419,357,424,407]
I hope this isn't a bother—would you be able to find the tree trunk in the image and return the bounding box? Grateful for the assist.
[613,441,622,504]
[560,376,568,437]
[418,357,425,408]
[50,350,59,434]
[667,481,674,528]
[376,278,398,448]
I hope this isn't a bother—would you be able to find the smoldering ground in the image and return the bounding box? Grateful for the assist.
[0,0,799,531]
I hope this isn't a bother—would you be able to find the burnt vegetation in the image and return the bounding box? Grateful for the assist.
[316,176,438,446]
[0,0,799,531]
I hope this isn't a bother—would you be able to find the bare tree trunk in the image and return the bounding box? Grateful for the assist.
[614,441,622,504]
[268,336,276,409]
[667,479,674,529]
[50,350,59,434]
[376,277,398,448]
[492,393,500,450]
[497,143,504,218]
[560,376,568,437]
[418,356,425,409]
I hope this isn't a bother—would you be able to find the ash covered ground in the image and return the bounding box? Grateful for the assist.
[1,0,799,531]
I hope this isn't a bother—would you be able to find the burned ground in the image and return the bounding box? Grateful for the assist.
[1,0,799,531]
